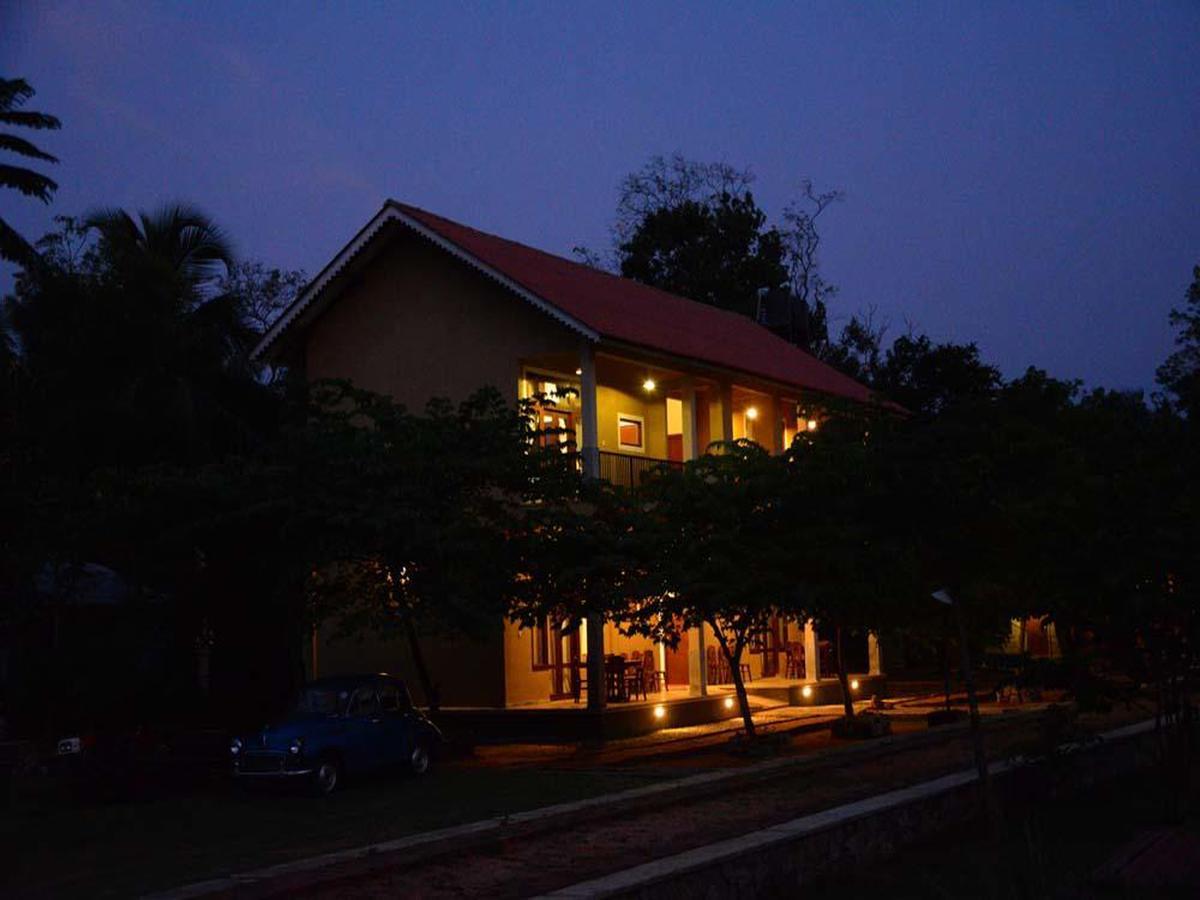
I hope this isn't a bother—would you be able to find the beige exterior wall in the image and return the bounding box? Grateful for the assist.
[309,623,506,708]
[503,618,556,707]
[596,384,669,458]
[305,229,576,407]
[301,230,585,709]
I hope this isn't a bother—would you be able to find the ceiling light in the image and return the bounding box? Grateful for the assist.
[642,378,656,393]
[807,419,819,432]
[745,406,759,421]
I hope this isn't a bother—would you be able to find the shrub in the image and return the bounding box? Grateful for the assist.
[831,712,892,739]
[926,708,969,728]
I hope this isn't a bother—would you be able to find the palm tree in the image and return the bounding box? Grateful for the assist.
[0,77,61,264]
[85,203,235,295]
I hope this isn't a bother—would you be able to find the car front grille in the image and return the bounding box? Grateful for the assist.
[239,752,287,773]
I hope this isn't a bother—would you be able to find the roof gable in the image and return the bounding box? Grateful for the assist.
[256,200,881,406]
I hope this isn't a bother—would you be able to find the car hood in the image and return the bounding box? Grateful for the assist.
[240,713,343,751]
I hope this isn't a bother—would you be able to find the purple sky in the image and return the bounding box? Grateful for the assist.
[5,2,1198,391]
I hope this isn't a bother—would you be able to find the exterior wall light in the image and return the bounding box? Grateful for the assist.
[642,378,657,393]
[807,419,819,432]
[745,406,759,421]
[653,704,666,720]
[801,684,813,699]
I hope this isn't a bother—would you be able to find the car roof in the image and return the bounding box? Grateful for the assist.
[305,673,407,691]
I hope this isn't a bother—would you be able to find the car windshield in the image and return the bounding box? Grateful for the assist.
[294,686,349,715]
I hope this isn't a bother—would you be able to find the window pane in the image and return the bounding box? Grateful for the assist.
[618,417,642,448]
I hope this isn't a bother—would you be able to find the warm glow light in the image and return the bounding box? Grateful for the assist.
[807,419,819,432]
[801,684,813,699]
[653,704,666,719]
[642,378,657,393]
[850,679,860,691]
[575,368,582,376]
[724,696,735,710]
[745,406,759,421]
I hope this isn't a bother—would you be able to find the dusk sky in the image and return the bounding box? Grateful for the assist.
[4,2,1198,391]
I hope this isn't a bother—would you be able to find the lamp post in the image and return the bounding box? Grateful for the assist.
[933,588,998,833]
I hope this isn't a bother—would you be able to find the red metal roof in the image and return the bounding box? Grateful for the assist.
[389,202,881,406]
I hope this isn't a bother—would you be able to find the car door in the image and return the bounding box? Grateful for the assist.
[343,685,385,772]
[376,681,413,767]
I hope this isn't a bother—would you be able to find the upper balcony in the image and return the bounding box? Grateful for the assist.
[519,347,826,491]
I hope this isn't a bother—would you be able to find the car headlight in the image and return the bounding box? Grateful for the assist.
[288,737,304,756]
[230,737,243,756]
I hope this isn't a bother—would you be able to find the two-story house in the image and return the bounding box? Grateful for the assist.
[255,200,889,724]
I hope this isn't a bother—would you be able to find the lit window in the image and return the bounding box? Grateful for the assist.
[618,414,644,450]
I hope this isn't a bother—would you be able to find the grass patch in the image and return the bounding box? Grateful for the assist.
[2,765,660,898]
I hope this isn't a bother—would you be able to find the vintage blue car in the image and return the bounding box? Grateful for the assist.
[231,674,441,794]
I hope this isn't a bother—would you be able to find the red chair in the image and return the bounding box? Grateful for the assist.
[706,645,736,684]
[641,649,667,694]
[785,642,804,679]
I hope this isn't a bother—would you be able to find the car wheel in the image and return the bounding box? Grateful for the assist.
[312,757,341,796]
[409,740,431,776]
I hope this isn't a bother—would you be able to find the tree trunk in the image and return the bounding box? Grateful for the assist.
[835,626,855,719]
[404,618,441,714]
[718,635,755,739]
[942,634,953,711]
[586,613,606,713]
[952,599,999,838]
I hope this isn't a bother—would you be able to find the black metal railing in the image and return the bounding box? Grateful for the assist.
[597,450,682,490]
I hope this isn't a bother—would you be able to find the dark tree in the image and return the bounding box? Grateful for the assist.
[875,333,1002,417]
[635,441,794,737]
[618,192,788,321]
[603,154,843,353]
[1156,264,1200,419]
[0,77,61,264]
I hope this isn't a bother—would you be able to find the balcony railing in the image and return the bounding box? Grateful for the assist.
[597,450,683,490]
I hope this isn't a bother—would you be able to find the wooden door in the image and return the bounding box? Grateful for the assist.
[665,629,689,687]
[667,434,683,462]
[538,407,576,452]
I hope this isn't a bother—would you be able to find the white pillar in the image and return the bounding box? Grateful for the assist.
[680,383,706,697]
[804,620,819,682]
[688,623,708,696]
[579,341,605,710]
[868,632,883,676]
[680,382,698,461]
[579,341,599,479]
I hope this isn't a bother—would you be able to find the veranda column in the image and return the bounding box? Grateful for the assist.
[680,381,708,696]
[719,382,734,443]
[868,632,883,676]
[579,341,606,711]
[803,620,820,682]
